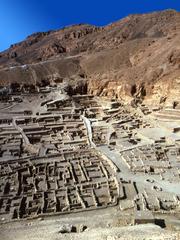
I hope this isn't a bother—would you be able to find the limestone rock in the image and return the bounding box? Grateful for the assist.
[0,10,179,105]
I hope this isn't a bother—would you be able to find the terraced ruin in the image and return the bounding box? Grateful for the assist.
[0,9,180,239]
[0,84,179,228]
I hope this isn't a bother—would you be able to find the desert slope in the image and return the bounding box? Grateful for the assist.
[0,9,179,105]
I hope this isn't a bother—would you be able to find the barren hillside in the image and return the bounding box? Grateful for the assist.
[0,9,179,105]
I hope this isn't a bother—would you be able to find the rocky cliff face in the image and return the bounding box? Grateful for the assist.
[0,10,179,106]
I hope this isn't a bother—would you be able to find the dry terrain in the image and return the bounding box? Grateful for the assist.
[0,9,180,240]
[0,9,179,105]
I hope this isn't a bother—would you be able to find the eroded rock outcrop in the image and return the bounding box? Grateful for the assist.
[0,10,179,106]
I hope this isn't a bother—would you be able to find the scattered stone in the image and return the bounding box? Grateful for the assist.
[58,224,73,234]
[79,224,88,232]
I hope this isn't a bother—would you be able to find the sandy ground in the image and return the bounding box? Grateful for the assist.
[0,221,179,240]
[0,206,179,240]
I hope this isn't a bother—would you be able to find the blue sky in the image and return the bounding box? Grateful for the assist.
[0,0,179,52]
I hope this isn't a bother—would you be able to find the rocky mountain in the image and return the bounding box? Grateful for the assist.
[0,9,179,106]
